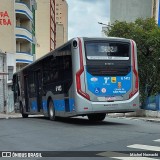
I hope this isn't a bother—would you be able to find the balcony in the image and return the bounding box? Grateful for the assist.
[16,52,33,64]
[15,27,33,43]
[15,2,33,21]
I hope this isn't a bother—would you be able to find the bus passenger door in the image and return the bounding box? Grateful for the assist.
[35,70,42,112]
[24,75,29,112]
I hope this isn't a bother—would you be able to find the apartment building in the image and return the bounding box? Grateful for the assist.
[35,0,56,59]
[0,0,36,71]
[110,0,160,24]
[35,0,68,59]
[55,0,68,47]
[16,0,36,70]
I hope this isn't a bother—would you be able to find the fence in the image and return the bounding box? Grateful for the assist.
[142,94,160,111]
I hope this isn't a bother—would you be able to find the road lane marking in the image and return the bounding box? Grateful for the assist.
[111,157,160,160]
[127,144,160,151]
[153,139,160,142]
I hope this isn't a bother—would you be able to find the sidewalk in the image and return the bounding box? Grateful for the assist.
[108,109,160,123]
[0,110,160,122]
[0,112,21,119]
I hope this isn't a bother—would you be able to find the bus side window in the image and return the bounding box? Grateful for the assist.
[63,55,72,79]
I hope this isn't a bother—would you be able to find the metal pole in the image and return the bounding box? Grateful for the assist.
[2,54,6,113]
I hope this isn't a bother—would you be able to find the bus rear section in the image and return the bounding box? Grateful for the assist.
[73,37,139,118]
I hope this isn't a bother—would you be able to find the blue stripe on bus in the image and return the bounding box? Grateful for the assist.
[31,101,37,111]
[54,99,75,112]
[41,99,75,112]
[42,100,47,112]
[68,99,75,112]
[54,100,65,111]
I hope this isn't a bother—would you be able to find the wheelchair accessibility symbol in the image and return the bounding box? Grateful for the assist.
[94,88,100,94]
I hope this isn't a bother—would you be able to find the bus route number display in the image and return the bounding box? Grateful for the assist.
[99,46,117,53]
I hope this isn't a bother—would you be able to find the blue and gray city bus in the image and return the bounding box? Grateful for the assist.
[12,37,139,121]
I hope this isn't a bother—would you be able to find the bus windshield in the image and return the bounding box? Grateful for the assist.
[85,42,130,60]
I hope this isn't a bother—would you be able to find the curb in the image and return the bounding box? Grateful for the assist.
[124,109,160,118]
[1,110,160,122]
[122,117,160,123]
[0,113,45,119]
[108,109,160,123]
[0,113,22,119]
[144,119,160,123]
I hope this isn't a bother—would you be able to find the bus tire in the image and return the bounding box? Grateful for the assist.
[48,99,57,121]
[20,103,28,118]
[87,113,106,121]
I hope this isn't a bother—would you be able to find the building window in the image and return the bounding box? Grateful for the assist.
[8,66,14,81]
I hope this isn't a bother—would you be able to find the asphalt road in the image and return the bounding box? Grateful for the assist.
[0,116,160,160]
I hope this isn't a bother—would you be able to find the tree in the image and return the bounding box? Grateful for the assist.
[106,18,160,103]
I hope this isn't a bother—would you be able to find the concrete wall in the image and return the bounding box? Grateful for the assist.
[110,0,153,23]
[0,53,15,113]
[7,85,14,113]
[0,53,7,113]
[6,53,16,83]
[6,53,15,113]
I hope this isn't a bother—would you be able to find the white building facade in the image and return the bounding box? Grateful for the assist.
[110,0,160,25]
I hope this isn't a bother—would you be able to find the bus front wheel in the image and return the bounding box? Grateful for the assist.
[48,99,57,121]
[87,113,106,121]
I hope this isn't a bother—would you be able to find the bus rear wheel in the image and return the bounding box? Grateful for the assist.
[87,113,106,121]
[48,99,57,121]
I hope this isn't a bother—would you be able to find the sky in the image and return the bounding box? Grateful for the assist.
[66,0,110,40]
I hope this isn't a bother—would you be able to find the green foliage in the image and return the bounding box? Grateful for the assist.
[106,18,160,103]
